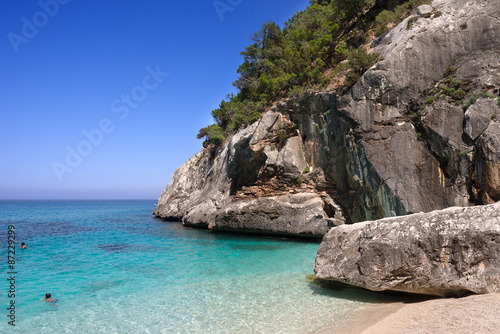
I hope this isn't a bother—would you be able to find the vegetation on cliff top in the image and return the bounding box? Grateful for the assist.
[197,0,430,148]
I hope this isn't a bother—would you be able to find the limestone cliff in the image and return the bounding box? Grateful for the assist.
[154,112,344,237]
[154,0,500,237]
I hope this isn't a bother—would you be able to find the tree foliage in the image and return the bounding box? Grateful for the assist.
[344,48,381,88]
[198,0,420,147]
[197,124,226,148]
[373,0,431,37]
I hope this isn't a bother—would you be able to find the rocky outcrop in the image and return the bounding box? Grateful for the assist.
[417,4,433,18]
[276,137,307,174]
[474,122,500,203]
[314,202,500,297]
[464,98,498,142]
[210,193,343,237]
[155,0,500,236]
[154,109,344,237]
[343,0,500,218]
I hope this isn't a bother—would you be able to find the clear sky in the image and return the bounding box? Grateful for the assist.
[0,0,310,200]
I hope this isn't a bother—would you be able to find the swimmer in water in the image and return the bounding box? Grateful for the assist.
[20,242,27,249]
[38,293,64,304]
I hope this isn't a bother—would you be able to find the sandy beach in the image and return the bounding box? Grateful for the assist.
[322,293,500,334]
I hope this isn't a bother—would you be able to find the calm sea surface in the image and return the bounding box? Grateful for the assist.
[0,200,388,334]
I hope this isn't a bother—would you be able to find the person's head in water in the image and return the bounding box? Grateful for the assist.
[39,293,63,304]
[20,242,26,249]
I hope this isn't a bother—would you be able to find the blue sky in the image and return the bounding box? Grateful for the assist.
[0,0,310,200]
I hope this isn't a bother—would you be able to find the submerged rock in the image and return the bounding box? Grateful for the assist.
[314,202,500,297]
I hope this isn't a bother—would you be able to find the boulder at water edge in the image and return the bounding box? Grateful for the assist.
[314,202,500,297]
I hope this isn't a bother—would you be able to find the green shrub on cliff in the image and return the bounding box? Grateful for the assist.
[276,121,298,147]
[344,48,381,89]
[197,124,226,148]
[373,0,430,37]
[464,91,497,109]
[374,10,396,36]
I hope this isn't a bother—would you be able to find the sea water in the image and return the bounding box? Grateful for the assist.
[0,200,384,334]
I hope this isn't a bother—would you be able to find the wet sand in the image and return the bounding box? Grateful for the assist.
[319,293,500,334]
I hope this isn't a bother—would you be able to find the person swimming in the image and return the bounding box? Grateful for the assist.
[45,293,57,302]
[42,293,62,304]
[20,242,27,249]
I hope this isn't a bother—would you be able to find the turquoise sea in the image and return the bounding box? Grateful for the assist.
[1,200,389,334]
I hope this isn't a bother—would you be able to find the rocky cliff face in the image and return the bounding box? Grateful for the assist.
[154,0,500,237]
[154,111,345,237]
